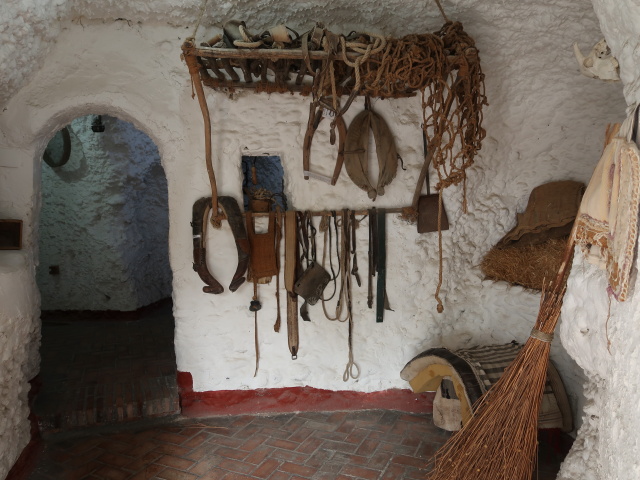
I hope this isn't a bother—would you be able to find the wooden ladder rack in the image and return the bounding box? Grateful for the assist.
[182,40,417,98]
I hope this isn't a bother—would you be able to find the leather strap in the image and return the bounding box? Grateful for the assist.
[340,210,359,381]
[284,211,297,292]
[251,282,261,377]
[287,292,299,359]
[350,211,361,287]
[183,50,220,224]
[246,211,278,281]
[297,212,311,321]
[367,208,377,308]
[284,211,299,359]
[297,212,311,267]
[376,208,390,322]
[274,209,283,332]
[192,197,223,294]
[218,196,251,291]
[320,212,339,303]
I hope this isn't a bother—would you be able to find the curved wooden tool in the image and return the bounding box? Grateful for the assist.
[183,41,221,224]
[191,196,251,294]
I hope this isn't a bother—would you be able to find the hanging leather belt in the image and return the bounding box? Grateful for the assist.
[350,211,361,287]
[367,208,377,308]
[273,209,283,333]
[192,196,250,294]
[284,211,299,359]
[375,208,392,322]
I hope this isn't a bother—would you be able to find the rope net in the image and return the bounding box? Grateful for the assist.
[186,20,486,216]
[310,21,487,198]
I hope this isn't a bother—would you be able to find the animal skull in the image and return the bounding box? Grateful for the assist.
[573,38,620,82]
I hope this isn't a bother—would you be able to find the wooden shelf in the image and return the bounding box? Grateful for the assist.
[182,40,419,98]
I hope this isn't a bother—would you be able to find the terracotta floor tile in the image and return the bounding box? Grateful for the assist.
[27,306,574,480]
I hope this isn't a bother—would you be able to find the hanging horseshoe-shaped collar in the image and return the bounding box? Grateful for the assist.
[192,196,250,294]
[344,101,399,200]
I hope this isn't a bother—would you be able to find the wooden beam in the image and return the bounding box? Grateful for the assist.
[191,46,363,62]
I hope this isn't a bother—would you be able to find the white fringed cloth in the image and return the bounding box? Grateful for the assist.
[572,105,640,301]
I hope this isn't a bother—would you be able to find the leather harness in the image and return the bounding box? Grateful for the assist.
[246,211,278,281]
[192,196,250,294]
[344,101,399,200]
[303,101,347,185]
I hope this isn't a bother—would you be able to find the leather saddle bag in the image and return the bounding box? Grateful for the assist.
[293,262,330,305]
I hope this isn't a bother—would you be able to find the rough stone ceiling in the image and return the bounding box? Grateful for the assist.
[1,0,593,109]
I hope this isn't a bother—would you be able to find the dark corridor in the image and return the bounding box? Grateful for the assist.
[33,299,179,432]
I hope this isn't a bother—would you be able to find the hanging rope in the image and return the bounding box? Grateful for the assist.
[339,33,387,93]
[191,0,210,40]
[433,0,450,23]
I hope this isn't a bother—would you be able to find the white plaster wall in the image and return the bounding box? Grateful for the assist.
[0,145,41,478]
[36,115,172,311]
[0,0,630,478]
[556,1,640,479]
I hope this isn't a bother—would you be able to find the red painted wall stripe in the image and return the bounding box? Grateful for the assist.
[177,371,434,417]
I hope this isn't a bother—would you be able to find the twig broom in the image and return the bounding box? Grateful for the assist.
[426,241,575,480]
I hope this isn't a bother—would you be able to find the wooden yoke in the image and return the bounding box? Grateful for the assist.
[182,39,223,227]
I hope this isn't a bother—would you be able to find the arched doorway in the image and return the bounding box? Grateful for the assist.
[33,114,178,430]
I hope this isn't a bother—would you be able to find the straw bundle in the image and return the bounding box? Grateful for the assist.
[480,236,568,291]
[427,243,575,480]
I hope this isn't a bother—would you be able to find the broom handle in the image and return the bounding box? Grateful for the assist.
[553,221,579,292]
[554,241,576,289]
[534,239,576,335]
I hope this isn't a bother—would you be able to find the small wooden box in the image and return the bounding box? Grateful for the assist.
[0,220,22,250]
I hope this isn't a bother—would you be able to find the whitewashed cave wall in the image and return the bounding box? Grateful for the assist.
[0,0,628,478]
[556,1,640,479]
[36,115,172,311]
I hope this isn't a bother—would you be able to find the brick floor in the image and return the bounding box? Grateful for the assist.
[26,411,570,479]
[28,301,570,479]
[34,300,180,431]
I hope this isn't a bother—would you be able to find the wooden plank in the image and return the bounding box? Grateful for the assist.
[409,363,452,393]
[192,46,363,62]
[408,363,474,426]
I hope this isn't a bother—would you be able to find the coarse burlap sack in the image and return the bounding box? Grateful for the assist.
[482,181,584,290]
[498,181,585,248]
